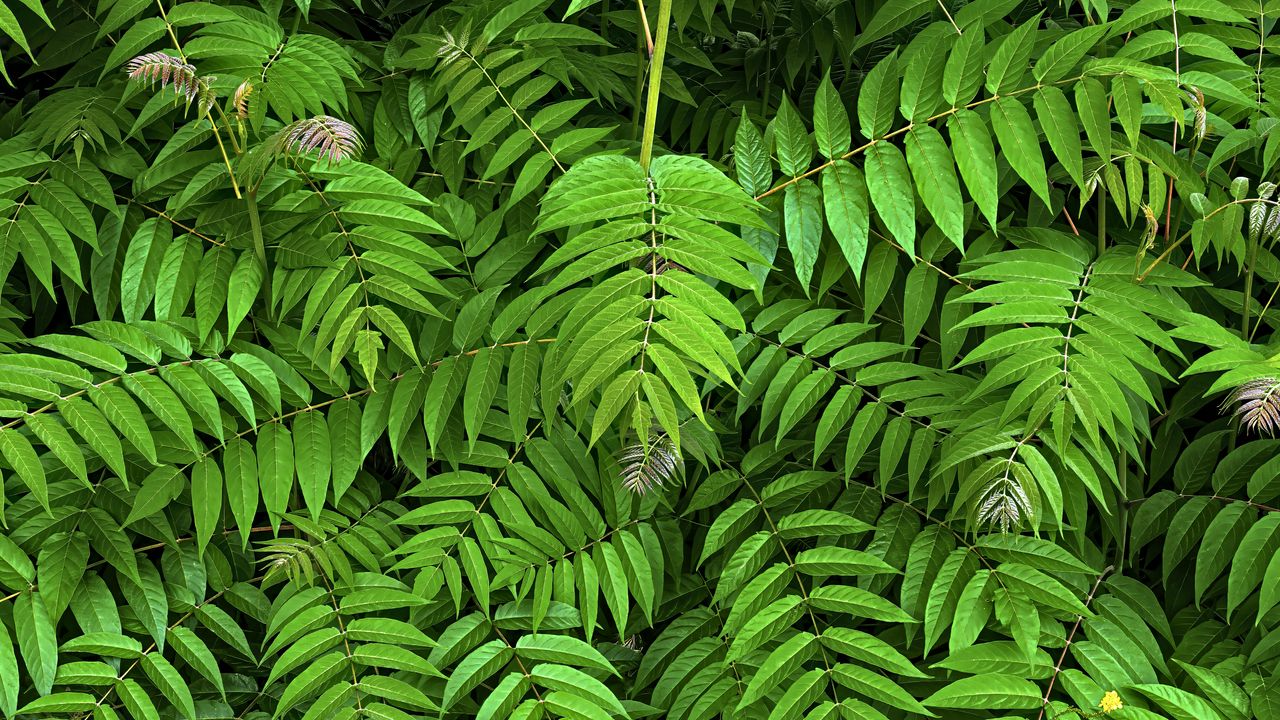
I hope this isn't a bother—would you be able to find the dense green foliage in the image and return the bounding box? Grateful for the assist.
[8,0,1280,717]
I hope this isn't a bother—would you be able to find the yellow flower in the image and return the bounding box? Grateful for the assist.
[1099,691,1124,714]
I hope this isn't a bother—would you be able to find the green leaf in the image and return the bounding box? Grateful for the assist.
[728,595,805,661]
[976,534,1095,574]
[0,621,15,717]
[0,430,47,512]
[822,161,870,278]
[16,693,98,715]
[29,334,127,374]
[195,246,235,343]
[477,673,530,720]
[904,125,965,250]
[121,560,168,651]
[794,547,898,576]
[1113,75,1143,149]
[35,532,88,621]
[117,678,161,720]
[91,384,158,466]
[24,417,83,484]
[699,499,759,566]
[864,143,916,255]
[739,632,815,708]
[14,592,56,696]
[924,673,1043,709]
[190,458,222,558]
[441,641,512,711]
[515,635,616,675]
[774,95,814,177]
[858,52,900,139]
[1033,86,1085,189]
[1194,501,1252,606]
[997,563,1090,615]
[991,97,1051,208]
[1227,514,1280,618]
[60,632,143,657]
[328,398,363,502]
[813,71,851,160]
[464,347,503,450]
[1075,77,1112,161]
[530,664,626,714]
[1132,683,1227,720]
[168,626,225,699]
[292,411,331,522]
[227,251,264,337]
[821,627,926,678]
[856,1,931,49]
[784,179,823,292]
[259,422,295,531]
[120,219,169,324]
[943,27,986,107]
[223,439,258,549]
[1034,24,1107,82]
[124,466,185,526]
[830,662,935,716]
[735,108,773,196]
[81,509,139,585]
[808,584,915,622]
[123,373,199,452]
[985,13,1042,94]
[274,652,347,718]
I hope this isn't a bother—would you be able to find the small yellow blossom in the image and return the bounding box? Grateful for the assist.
[1099,691,1124,714]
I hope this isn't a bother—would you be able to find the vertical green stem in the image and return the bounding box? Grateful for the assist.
[246,189,273,317]
[638,0,672,173]
[632,39,646,139]
[600,0,610,41]
[760,9,773,115]
[156,0,241,196]
[206,111,243,198]
[1097,186,1107,256]
[1245,234,1259,334]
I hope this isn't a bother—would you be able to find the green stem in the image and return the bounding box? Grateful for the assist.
[1246,232,1260,334]
[1250,279,1280,341]
[1097,185,1107,256]
[156,0,241,195]
[245,189,273,316]
[206,111,243,198]
[212,103,242,155]
[760,14,773,116]
[1136,198,1280,281]
[638,0,672,173]
[632,33,646,140]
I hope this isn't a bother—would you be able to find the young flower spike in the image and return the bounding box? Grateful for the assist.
[125,52,201,102]
[233,79,254,119]
[1224,377,1280,436]
[272,115,364,164]
[618,434,680,495]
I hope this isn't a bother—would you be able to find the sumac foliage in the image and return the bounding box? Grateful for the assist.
[1,0,1280,717]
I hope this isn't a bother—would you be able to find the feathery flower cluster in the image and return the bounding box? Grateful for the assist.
[976,474,1034,533]
[619,435,681,495]
[1224,377,1280,436]
[126,52,198,97]
[125,52,215,114]
[233,79,254,119]
[272,115,364,164]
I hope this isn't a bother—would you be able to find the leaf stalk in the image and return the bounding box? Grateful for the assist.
[638,0,672,174]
